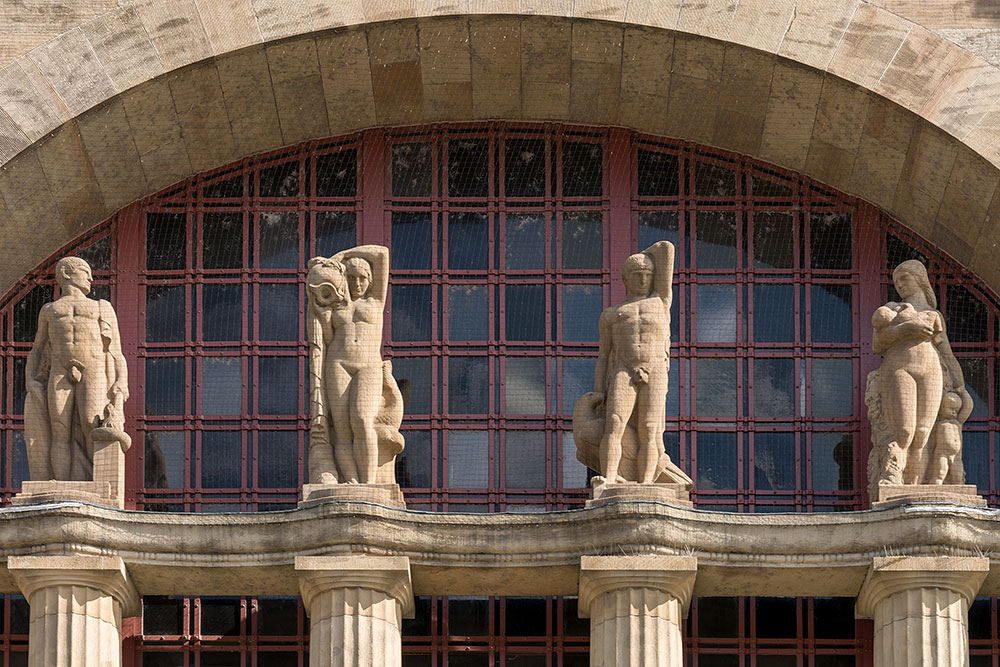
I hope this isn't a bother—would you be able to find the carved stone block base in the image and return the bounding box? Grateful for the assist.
[11,481,113,507]
[873,484,987,508]
[300,483,406,509]
[586,481,693,509]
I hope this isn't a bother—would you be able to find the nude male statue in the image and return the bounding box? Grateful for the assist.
[24,257,128,480]
[593,241,675,485]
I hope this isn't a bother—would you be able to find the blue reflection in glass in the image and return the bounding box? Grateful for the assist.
[754,284,794,342]
[696,285,736,342]
[448,285,488,341]
[448,357,489,414]
[812,284,852,342]
[259,357,298,415]
[562,213,602,269]
[396,430,431,488]
[562,357,597,414]
[754,433,794,490]
[449,213,488,270]
[963,431,989,493]
[202,357,242,416]
[201,431,241,488]
[812,433,854,491]
[391,357,431,414]
[959,358,989,418]
[754,358,795,417]
[258,284,299,341]
[637,211,679,252]
[506,285,545,341]
[696,432,737,489]
[562,285,602,342]
[811,359,852,417]
[146,285,186,342]
[146,357,185,415]
[314,211,357,257]
[448,431,489,487]
[392,284,432,341]
[258,431,298,487]
[145,431,185,488]
[392,212,432,269]
[505,215,545,269]
[202,284,242,342]
[258,211,298,269]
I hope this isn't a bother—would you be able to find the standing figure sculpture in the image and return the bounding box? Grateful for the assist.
[24,257,129,481]
[306,245,405,485]
[572,241,692,488]
[866,259,972,494]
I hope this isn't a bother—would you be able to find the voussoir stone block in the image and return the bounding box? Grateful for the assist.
[28,27,116,117]
[676,0,734,43]
[828,4,913,91]
[196,0,262,55]
[726,0,797,53]
[131,0,212,71]
[253,0,315,41]
[0,59,72,143]
[877,26,973,116]
[469,17,521,118]
[316,29,377,135]
[759,62,823,172]
[310,0,365,30]
[520,19,571,120]
[82,5,164,92]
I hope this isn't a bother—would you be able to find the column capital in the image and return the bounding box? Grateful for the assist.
[7,555,139,617]
[578,555,697,619]
[856,556,989,619]
[295,555,414,618]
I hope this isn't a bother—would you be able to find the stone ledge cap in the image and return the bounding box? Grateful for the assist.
[8,555,139,617]
[295,555,414,618]
[856,556,989,619]
[578,555,697,619]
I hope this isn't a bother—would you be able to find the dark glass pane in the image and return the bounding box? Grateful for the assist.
[316,149,357,197]
[402,656,432,667]
[754,433,794,489]
[449,654,489,667]
[562,141,602,197]
[202,212,243,269]
[201,598,241,635]
[959,357,989,417]
[392,212,432,269]
[697,285,736,342]
[10,595,28,635]
[505,137,545,197]
[562,655,589,667]
[754,359,795,417]
[947,284,988,342]
[11,432,28,488]
[696,432,737,489]
[259,357,298,415]
[699,657,740,667]
[755,597,796,638]
[392,141,432,197]
[142,653,184,667]
[392,357,431,414]
[145,432,185,488]
[505,358,545,414]
[13,284,53,342]
[13,356,26,414]
[258,431,298,487]
[506,598,546,636]
[969,598,991,640]
[203,174,242,198]
[695,161,736,196]
[448,357,489,414]
[203,284,242,342]
[259,284,300,341]
[448,596,490,635]
[201,653,240,667]
[506,656,546,666]
[756,656,795,667]
[202,357,242,415]
[886,234,927,270]
[637,211,679,251]
[201,432,241,488]
[697,359,738,416]
[696,212,738,268]
[814,598,855,639]
[258,597,299,635]
[810,211,852,270]
[562,598,589,636]
[562,357,597,414]
[147,212,187,270]
[448,431,489,486]
[505,285,545,341]
[404,596,432,636]
[811,359,852,417]
[637,149,679,197]
[697,597,739,637]
[145,358,185,415]
[562,285,601,342]
[258,652,299,667]
[963,432,989,493]
[146,285,186,342]
[448,285,488,341]
[143,597,183,635]
[258,211,299,269]
[753,211,793,269]
[562,212,603,270]
[449,212,489,270]
[77,235,111,271]
[752,173,793,197]
[259,160,299,197]
[812,284,852,342]
[815,658,855,667]
[812,433,854,491]
[505,214,545,269]
[314,211,357,257]
[392,284,432,341]
[396,430,431,487]
[505,431,546,488]
[449,138,488,197]
[754,284,794,342]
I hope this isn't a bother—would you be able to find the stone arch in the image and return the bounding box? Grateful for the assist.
[1,1,1000,294]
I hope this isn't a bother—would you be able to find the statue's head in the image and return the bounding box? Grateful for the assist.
[892,260,936,308]
[306,257,348,308]
[54,257,93,295]
[940,391,963,419]
[343,257,373,300]
[622,253,654,296]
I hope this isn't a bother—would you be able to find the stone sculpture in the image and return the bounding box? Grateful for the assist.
[306,245,405,487]
[573,241,692,490]
[23,257,130,482]
[866,259,972,498]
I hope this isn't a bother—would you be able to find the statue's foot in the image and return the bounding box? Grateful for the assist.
[319,472,337,484]
[614,475,629,484]
[590,476,606,488]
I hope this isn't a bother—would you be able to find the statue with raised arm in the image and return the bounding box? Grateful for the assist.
[306,245,405,486]
[24,257,129,482]
[866,259,973,496]
[572,241,692,490]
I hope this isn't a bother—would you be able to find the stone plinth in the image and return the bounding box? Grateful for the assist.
[8,555,139,667]
[579,556,697,667]
[586,482,693,508]
[856,556,989,667]
[873,484,987,508]
[299,483,406,508]
[296,556,413,667]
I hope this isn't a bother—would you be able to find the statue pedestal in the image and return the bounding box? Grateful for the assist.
[12,426,130,509]
[586,481,693,509]
[872,484,987,508]
[300,483,406,509]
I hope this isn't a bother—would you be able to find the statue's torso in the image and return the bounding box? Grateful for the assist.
[46,296,104,368]
[607,296,668,368]
[881,303,942,369]
[327,297,383,370]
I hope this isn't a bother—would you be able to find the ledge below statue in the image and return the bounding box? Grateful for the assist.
[299,483,406,509]
[586,481,693,508]
[872,484,987,508]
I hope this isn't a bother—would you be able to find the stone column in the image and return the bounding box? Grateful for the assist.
[856,556,989,667]
[295,556,414,667]
[8,555,139,667]
[578,555,697,667]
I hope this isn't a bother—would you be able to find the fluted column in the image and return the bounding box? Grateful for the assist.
[856,556,989,667]
[295,556,413,667]
[578,556,697,667]
[8,555,139,667]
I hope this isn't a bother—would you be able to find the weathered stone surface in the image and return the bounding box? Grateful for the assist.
[120,79,193,191]
[0,59,71,143]
[33,123,105,233]
[521,19,570,119]
[828,4,913,91]
[28,28,116,116]
[470,17,520,118]
[727,0,796,53]
[215,49,284,158]
[196,0,262,54]
[419,17,472,121]
[266,38,330,145]
[369,22,423,125]
[131,0,212,71]
[759,62,823,171]
[317,29,377,135]
[82,5,164,91]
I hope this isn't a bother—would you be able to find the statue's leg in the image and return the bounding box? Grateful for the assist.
[907,373,944,484]
[349,365,383,484]
[635,368,668,484]
[46,373,75,479]
[882,369,918,484]
[326,364,358,483]
[600,370,635,483]
[75,374,108,480]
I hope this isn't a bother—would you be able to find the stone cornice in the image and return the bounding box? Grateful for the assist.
[578,556,697,618]
[7,555,140,617]
[855,556,989,618]
[295,556,414,618]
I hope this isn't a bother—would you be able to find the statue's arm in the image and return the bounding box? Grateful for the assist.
[935,318,974,422]
[594,309,613,394]
[25,305,51,399]
[334,245,389,302]
[643,240,675,308]
[871,307,931,355]
[306,304,328,424]
[103,302,129,401]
